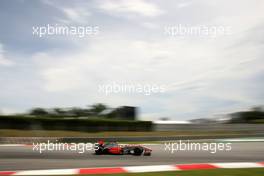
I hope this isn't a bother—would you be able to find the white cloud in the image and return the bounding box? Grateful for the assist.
[60,7,91,24]
[177,1,192,8]
[0,107,20,115]
[99,0,163,17]
[0,44,14,66]
[41,0,91,24]
[32,52,90,92]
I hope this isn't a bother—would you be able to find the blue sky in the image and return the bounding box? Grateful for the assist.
[0,0,264,120]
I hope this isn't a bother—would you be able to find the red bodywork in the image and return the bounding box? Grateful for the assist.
[108,146,123,154]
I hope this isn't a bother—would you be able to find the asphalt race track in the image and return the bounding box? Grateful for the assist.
[0,141,264,171]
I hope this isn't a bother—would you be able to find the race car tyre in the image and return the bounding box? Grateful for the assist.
[95,148,103,155]
[95,145,106,155]
[133,147,143,156]
[143,152,151,156]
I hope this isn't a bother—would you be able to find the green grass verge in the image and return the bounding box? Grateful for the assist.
[0,129,245,137]
[60,168,264,176]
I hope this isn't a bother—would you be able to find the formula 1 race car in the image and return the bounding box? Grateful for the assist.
[94,140,152,156]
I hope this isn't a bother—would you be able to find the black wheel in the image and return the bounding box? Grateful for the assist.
[95,145,106,155]
[95,148,103,155]
[143,152,151,156]
[133,147,143,156]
